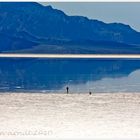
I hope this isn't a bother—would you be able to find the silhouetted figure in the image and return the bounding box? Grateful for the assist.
[66,86,69,94]
[89,91,92,95]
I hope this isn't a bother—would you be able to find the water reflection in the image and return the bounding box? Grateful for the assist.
[61,69,140,93]
[0,58,140,93]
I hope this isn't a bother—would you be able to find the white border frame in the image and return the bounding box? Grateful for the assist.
[0,54,140,58]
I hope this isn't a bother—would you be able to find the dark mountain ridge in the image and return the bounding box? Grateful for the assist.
[0,2,140,53]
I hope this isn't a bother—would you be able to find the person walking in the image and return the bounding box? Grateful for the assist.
[66,86,69,94]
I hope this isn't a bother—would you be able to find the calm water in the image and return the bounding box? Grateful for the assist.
[0,58,140,93]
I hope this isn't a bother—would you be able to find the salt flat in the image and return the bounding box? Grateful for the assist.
[0,93,140,139]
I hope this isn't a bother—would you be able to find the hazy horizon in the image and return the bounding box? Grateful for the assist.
[40,2,140,32]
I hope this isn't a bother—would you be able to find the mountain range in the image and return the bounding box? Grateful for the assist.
[0,2,140,54]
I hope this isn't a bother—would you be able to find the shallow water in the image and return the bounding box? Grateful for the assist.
[0,58,140,93]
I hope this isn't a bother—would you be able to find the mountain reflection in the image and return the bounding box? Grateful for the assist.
[0,58,140,93]
[62,69,140,93]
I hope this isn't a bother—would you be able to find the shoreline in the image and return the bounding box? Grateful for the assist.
[0,91,140,94]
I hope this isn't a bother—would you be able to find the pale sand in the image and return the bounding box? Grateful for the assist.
[0,93,140,139]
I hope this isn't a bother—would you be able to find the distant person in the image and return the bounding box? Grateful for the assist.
[89,91,92,95]
[66,86,69,94]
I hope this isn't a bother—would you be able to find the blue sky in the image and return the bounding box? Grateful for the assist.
[40,2,140,32]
